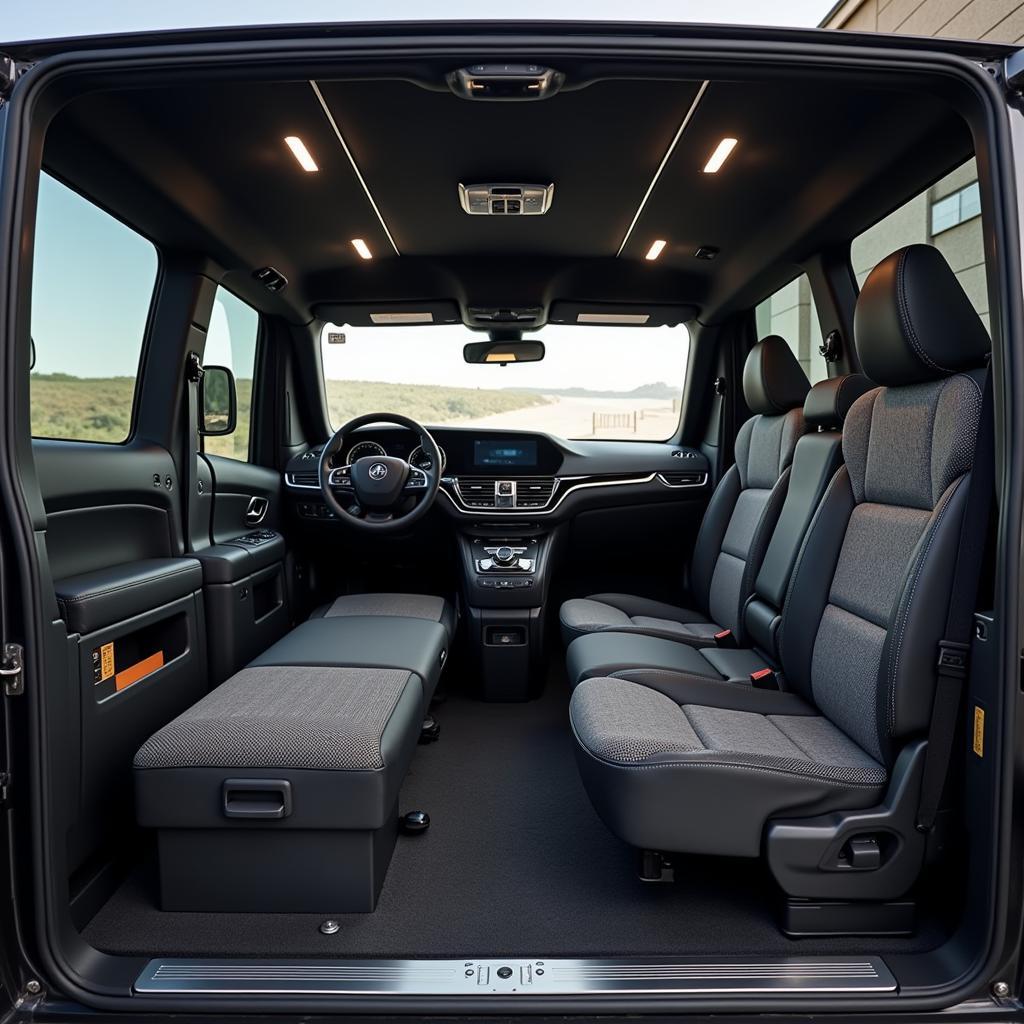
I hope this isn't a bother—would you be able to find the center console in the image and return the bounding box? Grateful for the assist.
[457,525,560,702]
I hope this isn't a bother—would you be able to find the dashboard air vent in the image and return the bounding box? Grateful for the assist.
[658,471,706,488]
[514,478,557,508]
[288,472,319,487]
[456,477,499,508]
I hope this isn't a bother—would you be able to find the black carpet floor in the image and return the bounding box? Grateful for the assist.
[83,673,953,958]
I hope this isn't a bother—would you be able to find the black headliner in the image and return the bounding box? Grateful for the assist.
[33,22,989,328]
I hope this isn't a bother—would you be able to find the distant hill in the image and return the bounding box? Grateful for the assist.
[520,381,677,400]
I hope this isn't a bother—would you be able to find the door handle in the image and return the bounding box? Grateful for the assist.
[245,495,269,524]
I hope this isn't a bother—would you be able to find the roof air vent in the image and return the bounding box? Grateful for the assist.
[459,183,554,216]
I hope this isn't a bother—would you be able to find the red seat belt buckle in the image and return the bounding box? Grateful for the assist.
[750,667,779,690]
[714,628,735,648]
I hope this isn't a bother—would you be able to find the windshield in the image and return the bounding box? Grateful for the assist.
[319,323,689,441]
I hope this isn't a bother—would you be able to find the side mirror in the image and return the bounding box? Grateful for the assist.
[463,339,545,366]
[200,365,237,436]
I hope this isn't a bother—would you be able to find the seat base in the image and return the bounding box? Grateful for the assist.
[156,802,399,913]
[780,897,916,938]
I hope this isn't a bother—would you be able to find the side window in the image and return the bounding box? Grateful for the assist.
[754,274,828,384]
[30,174,158,442]
[853,158,988,332]
[202,286,260,461]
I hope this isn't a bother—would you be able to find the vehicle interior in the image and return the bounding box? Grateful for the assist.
[1,18,1022,1019]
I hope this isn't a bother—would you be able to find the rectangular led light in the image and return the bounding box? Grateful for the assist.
[645,240,667,262]
[351,238,373,260]
[578,312,651,325]
[284,136,318,172]
[369,312,434,325]
[703,138,738,173]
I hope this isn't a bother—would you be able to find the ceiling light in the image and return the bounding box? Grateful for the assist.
[703,138,738,174]
[645,239,667,261]
[284,136,318,172]
[351,238,372,260]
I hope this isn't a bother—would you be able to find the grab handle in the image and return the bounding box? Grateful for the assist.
[222,778,292,819]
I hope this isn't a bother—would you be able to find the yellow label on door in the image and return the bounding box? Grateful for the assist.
[99,642,115,682]
[972,705,985,758]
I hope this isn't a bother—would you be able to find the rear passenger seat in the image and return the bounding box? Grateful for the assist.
[568,245,991,901]
[560,334,811,648]
[566,372,872,689]
[134,607,449,913]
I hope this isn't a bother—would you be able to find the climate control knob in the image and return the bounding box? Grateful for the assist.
[494,545,516,565]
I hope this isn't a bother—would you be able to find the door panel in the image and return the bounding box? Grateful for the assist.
[205,453,282,543]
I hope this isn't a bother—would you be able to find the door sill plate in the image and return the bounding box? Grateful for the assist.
[135,956,896,996]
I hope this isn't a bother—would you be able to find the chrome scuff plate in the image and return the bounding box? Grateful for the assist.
[135,956,896,995]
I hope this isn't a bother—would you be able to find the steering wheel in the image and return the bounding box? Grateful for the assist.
[318,412,443,532]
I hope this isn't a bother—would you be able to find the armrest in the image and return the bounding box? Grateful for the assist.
[55,557,202,635]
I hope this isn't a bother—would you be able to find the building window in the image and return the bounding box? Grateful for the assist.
[930,182,981,236]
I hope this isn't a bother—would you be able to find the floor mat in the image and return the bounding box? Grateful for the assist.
[83,674,953,958]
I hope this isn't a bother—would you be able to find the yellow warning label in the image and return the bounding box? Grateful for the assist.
[972,705,985,758]
[100,642,115,682]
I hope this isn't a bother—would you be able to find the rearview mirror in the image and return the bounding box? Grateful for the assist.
[200,364,237,436]
[463,340,545,366]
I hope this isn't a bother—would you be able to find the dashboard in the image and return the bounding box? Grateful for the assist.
[284,426,710,521]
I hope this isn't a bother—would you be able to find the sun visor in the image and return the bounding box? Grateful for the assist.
[314,300,462,327]
[547,300,697,328]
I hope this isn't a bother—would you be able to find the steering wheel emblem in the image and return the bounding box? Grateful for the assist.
[368,462,389,481]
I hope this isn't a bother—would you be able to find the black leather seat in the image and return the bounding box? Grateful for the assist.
[570,245,990,879]
[560,335,811,648]
[566,374,873,690]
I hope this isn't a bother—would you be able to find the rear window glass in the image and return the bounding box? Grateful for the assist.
[30,174,158,442]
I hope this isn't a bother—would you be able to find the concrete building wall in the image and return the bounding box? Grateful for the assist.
[756,0,997,376]
[824,0,1024,43]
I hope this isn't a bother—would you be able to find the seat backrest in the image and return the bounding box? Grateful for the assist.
[744,373,874,659]
[779,244,990,765]
[688,335,810,639]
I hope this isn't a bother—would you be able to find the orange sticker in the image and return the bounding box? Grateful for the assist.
[973,706,985,758]
[115,651,164,691]
[99,643,115,682]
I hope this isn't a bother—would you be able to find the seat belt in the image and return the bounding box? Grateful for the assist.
[916,368,994,833]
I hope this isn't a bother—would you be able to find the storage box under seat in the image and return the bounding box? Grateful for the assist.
[134,663,422,913]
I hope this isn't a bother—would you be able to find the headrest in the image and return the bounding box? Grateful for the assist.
[742,335,811,416]
[803,374,876,430]
[854,244,990,386]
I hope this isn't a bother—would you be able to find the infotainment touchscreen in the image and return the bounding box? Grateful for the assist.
[473,439,538,469]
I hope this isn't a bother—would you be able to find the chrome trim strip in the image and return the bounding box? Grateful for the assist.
[136,956,896,996]
[310,81,401,256]
[285,472,319,490]
[440,473,655,516]
[615,80,710,258]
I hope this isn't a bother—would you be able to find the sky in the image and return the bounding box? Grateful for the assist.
[5,1,837,41]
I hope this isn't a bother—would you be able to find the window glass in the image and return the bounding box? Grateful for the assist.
[30,174,158,442]
[319,323,689,441]
[203,286,260,460]
[853,158,988,331]
[754,274,827,383]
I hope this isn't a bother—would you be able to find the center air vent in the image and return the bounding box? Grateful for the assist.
[459,183,554,216]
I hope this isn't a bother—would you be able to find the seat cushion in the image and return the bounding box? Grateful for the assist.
[313,592,455,642]
[566,630,729,688]
[559,593,718,646]
[570,676,886,857]
[252,616,448,711]
[135,664,422,831]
